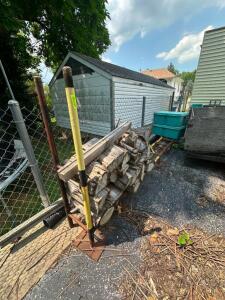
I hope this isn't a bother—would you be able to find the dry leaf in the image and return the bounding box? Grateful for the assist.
[149,232,159,243]
[166,228,179,236]
[147,296,157,300]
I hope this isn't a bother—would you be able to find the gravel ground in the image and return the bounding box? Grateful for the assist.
[25,149,225,300]
[131,148,225,235]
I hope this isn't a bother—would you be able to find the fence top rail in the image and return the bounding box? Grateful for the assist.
[0,199,63,248]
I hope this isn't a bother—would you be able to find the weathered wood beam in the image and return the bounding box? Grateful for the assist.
[0,199,63,248]
[58,121,131,182]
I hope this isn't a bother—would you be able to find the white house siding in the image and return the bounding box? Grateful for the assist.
[167,77,183,102]
[191,27,225,105]
[113,77,172,127]
[51,72,111,136]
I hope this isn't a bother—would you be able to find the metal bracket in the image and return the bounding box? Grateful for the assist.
[69,213,105,261]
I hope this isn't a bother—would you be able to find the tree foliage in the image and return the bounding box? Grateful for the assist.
[181,70,196,86]
[181,70,196,95]
[0,0,110,108]
[167,62,179,75]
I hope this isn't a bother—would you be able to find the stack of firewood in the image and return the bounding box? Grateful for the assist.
[58,122,154,226]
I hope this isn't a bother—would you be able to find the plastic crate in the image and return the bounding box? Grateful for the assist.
[154,111,188,127]
[191,104,203,108]
[152,124,185,140]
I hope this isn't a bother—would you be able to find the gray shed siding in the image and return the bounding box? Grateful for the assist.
[51,72,111,136]
[113,77,172,127]
[191,27,225,105]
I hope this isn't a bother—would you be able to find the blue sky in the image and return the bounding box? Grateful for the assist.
[42,0,225,83]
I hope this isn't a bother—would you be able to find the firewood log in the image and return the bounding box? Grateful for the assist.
[127,179,141,193]
[134,137,147,152]
[119,141,138,154]
[86,162,108,196]
[127,166,141,185]
[92,187,109,215]
[145,162,154,173]
[118,163,129,176]
[110,170,118,183]
[120,131,138,147]
[114,171,132,190]
[106,184,123,205]
[98,145,126,172]
[138,163,145,181]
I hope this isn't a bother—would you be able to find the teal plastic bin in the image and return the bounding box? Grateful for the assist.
[154,111,188,127]
[191,104,203,108]
[152,124,185,140]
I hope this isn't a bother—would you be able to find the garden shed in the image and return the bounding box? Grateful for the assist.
[49,52,174,136]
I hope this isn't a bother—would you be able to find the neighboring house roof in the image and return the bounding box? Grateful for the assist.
[142,68,176,80]
[49,52,173,89]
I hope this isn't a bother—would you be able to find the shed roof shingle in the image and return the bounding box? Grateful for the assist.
[69,52,173,89]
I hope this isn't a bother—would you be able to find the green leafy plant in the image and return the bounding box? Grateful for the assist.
[0,0,110,108]
[178,231,193,247]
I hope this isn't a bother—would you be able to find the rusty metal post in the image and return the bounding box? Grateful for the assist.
[33,76,73,228]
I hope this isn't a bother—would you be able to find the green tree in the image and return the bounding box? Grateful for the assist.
[0,0,110,108]
[181,70,196,87]
[167,62,179,75]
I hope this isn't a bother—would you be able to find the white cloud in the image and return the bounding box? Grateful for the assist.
[101,56,112,63]
[156,26,213,63]
[107,0,225,51]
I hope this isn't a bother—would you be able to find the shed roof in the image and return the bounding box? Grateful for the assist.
[49,52,173,89]
[142,68,176,80]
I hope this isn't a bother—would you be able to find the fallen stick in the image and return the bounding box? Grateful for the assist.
[123,266,148,300]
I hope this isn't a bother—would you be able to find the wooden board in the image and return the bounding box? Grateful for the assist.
[58,122,131,182]
[0,199,64,248]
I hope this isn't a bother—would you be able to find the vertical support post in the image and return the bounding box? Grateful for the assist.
[110,81,115,130]
[8,100,50,208]
[169,91,175,111]
[0,60,15,100]
[182,90,189,112]
[141,96,146,127]
[177,95,183,112]
[62,66,94,245]
[33,76,73,228]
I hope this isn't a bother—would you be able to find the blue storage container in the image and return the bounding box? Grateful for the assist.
[152,124,185,140]
[154,111,188,127]
[191,104,203,108]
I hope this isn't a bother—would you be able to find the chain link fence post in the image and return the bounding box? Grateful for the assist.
[8,100,50,208]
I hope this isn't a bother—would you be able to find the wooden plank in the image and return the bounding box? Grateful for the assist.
[82,138,99,151]
[66,138,99,165]
[58,121,131,182]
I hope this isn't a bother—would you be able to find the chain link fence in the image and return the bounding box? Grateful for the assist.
[0,103,74,236]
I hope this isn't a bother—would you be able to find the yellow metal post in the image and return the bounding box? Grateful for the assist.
[63,66,94,245]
